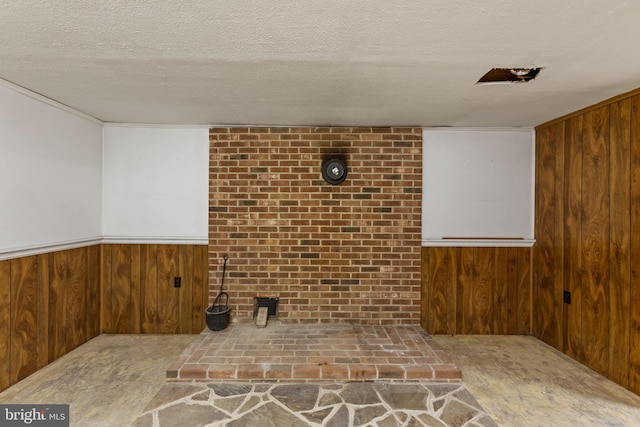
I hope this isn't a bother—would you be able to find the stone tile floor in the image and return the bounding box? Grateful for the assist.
[168,322,460,383]
[3,334,640,426]
[132,382,496,427]
[434,335,640,426]
[0,335,196,426]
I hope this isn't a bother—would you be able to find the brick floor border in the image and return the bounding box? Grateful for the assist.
[167,322,461,383]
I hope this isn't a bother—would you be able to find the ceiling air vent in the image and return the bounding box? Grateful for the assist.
[476,67,542,84]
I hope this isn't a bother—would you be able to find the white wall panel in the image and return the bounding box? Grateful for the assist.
[102,126,209,242]
[422,127,535,247]
[0,83,102,256]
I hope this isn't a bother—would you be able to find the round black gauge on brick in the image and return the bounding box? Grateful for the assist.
[322,157,348,185]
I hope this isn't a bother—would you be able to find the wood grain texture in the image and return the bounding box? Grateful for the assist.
[0,260,11,391]
[421,247,453,334]
[505,248,520,334]
[554,119,566,354]
[100,243,208,334]
[535,90,640,396]
[609,99,631,387]
[36,253,50,369]
[472,248,493,334]
[533,123,562,348]
[48,250,68,362]
[101,244,113,333]
[630,94,640,394]
[0,246,101,393]
[87,245,101,340]
[65,247,88,353]
[456,248,474,334]
[178,245,194,334]
[2,243,205,393]
[516,248,531,335]
[444,248,458,333]
[192,245,208,333]
[112,244,132,333]
[421,247,531,335]
[10,256,38,384]
[564,115,584,362]
[140,244,158,334]
[156,245,179,333]
[130,244,141,334]
[581,106,610,376]
[536,87,640,130]
[495,248,509,334]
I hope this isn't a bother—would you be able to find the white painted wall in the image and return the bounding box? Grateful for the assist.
[0,83,103,257]
[422,128,535,247]
[102,126,209,243]
[0,84,533,254]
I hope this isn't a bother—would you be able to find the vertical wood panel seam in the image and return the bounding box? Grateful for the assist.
[7,260,12,389]
[625,99,633,386]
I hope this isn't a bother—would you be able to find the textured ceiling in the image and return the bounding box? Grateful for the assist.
[1,1,640,126]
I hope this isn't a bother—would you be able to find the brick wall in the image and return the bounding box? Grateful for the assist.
[208,127,422,324]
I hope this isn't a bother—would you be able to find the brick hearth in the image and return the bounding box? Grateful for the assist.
[167,323,460,383]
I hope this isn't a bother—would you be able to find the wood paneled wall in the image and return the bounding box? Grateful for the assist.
[0,246,101,392]
[534,89,640,394]
[420,247,531,335]
[101,244,208,334]
[1,243,208,393]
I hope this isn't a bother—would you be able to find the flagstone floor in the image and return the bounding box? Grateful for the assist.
[132,382,495,426]
[147,322,487,426]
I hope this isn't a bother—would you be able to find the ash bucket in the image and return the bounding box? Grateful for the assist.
[205,255,230,331]
[206,293,230,331]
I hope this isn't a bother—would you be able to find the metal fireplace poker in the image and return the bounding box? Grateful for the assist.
[205,255,230,331]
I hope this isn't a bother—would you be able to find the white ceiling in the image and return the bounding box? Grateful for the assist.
[1,1,640,127]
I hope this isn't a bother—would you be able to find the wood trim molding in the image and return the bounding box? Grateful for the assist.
[422,239,535,247]
[0,237,208,261]
[101,236,208,245]
[0,238,103,261]
[536,86,640,130]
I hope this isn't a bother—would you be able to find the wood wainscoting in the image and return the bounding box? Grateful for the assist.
[0,246,101,392]
[420,246,531,335]
[101,244,208,334]
[0,243,208,393]
[534,90,640,394]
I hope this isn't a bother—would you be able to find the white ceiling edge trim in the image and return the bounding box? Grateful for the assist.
[105,123,428,128]
[104,122,212,129]
[0,77,103,125]
[103,125,537,131]
[104,122,334,128]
